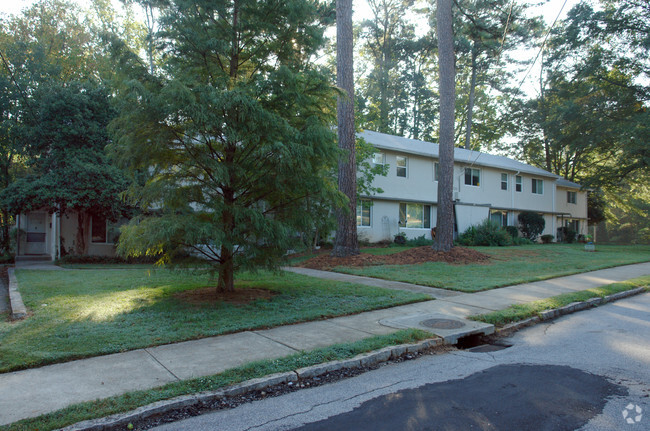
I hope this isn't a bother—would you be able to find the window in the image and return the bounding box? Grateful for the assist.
[500,173,508,190]
[566,219,579,232]
[515,175,522,192]
[372,152,385,167]
[434,162,439,182]
[490,210,508,227]
[396,156,407,177]
[91,215,124,244]
[399,203,431,229]
[567,191,577,204]
[464,168,480,186]
[532,178,544,195]
[357,200,371,227]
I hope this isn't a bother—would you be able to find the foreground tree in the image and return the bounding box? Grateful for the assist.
[433,0,455,252]
[332,0,359,257]
[111,0,340,292]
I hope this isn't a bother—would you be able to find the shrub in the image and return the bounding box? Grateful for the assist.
[406,235,433,247]
[505,225,519,239]
[540,234,554,244]
[518,211,545,241]
[557,227,577,243]
[458,219,512,246]
[394,232,406,245]
[512,237,534,245]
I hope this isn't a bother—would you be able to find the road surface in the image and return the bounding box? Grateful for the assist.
[153,292,650,431]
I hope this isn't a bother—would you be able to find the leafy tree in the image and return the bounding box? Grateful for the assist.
[110,0,340,292]
[433,0,455,252]
[333,0,359,257]
[0,81,127,255]
[517,211,545,241]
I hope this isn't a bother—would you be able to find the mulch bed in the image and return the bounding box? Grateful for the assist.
[299,246,491,270]
[174,287,277,305]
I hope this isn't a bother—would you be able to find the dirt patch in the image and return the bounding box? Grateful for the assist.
[174,287,277,305]
[299,246,491,270]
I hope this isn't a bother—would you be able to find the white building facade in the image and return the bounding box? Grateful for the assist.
[356,131,588,243]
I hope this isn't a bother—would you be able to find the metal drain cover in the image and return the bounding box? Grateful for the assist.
[420,318,466,329]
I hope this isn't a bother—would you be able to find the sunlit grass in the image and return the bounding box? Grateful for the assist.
[335,244,650,292]
[470,276,650,326]
[0,269,428,373]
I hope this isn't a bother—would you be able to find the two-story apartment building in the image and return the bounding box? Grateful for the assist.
[357,131,588,242]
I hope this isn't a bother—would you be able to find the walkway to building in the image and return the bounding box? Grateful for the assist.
[0,262,649,426]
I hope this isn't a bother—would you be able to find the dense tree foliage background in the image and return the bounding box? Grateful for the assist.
[0,0,647,267]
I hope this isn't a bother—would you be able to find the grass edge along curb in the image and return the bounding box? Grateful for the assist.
[470,277,650,328]
[0,329,436,431]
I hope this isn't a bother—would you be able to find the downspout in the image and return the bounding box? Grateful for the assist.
[552,181,556,239]
[511,171,520,226]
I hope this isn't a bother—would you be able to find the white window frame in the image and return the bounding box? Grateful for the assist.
[532,178,544,195]
[464,168,480,187]
[515,175,523,192]
[399,203,431,229]
[396,156,407,178]
[357,199,371,227]
[372,152,385,167]
[500,173,508,191]
[567,191,577,204]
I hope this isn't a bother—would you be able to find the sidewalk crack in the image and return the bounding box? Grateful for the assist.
[252,331,301,352]
[144,349,181,381]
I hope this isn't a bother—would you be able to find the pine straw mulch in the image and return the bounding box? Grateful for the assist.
[299,246,491,270]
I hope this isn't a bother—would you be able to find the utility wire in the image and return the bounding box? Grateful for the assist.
[513,0,569,96]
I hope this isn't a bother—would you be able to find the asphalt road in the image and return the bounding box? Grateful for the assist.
[153,292,650,431]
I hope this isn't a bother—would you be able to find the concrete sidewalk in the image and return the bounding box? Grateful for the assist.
[1,262,649,426]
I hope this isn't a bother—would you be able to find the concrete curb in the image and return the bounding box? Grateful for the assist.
[62,338,443,431]
[7,268,27,320]
[496,287,647,334]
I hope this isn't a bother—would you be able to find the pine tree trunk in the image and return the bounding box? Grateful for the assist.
[218,244,235,292]
[332,0,359,257]
[464,45,478,150]
[433,0,455,252]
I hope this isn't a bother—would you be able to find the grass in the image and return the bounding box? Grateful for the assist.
[0,269,428,373]
[470,276,650,326]
[0,329,431,431]
[334,244,650,292]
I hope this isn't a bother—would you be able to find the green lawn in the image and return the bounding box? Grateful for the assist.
[335,244,650,292]
[0,269,428,373]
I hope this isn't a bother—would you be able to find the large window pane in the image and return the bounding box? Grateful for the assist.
[399,203,407,227]
[396,156,407,177]
[357,200,371,227]
[424,205,431,228]
[406,204,423,228]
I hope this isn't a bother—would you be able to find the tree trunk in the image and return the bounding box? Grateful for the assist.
[218,244,235,292]
[332,0,359,257]
[433,0,455,252]
[464,44,478,150]
[75,212,87,255]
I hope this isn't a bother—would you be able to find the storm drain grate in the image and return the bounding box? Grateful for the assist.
[420,318,466,330]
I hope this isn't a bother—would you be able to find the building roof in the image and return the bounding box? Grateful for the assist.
[555,178,583,189]
[359,130,561,180]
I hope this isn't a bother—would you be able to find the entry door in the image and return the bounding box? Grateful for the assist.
[25,212,47,255]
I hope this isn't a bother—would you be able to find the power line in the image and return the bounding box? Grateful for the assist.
[513,0,569,96]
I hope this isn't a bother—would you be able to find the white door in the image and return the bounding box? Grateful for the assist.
[25,212,47,255]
